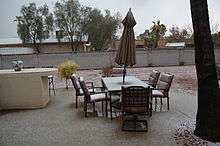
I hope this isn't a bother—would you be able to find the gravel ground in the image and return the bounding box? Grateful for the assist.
[55,65,198,95]
[1,65,219,146]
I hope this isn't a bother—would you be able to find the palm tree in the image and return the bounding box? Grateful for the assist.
[151,20,166,48]
[190,0,220,142]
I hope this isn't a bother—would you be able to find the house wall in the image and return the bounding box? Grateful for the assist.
[0,42,88,53]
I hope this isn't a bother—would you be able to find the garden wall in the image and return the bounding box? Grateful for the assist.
[1,47,220,70]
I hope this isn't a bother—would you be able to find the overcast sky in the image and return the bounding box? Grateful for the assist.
[0,0,220,38]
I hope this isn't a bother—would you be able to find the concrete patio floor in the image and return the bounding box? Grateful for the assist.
[0,66,219,146]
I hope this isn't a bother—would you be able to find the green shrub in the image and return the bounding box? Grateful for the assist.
[58,60,79,79]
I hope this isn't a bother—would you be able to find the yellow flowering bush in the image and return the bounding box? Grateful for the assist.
[58,60,79,79]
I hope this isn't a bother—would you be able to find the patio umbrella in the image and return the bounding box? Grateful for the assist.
[115,8,136,84]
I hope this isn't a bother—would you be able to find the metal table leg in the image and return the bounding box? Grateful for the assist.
[105,92,108,117]
[109,92,112,120]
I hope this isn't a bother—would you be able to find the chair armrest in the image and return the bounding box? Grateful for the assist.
[153,88,166,91]
[152,88,167,95]
[90,86,107,94]
[90,90,108,95]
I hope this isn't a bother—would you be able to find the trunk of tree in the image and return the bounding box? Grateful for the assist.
[190,0,220,142]
[154,30,160,48]
[154,36,159,48]
[33,38,40,54]
[70,36,75,52]
[75,36,82,52]
[75,42,79,52]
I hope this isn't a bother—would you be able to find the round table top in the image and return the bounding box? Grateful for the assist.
[0,68,57,76]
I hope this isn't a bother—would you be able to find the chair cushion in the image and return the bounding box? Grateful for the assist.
[159,73,174,83]
[150,70,160,78]
[148,76,157,85]
[90,93,106,102]
[48,75,53,79]
[79,89,84,95]
[156,73,174,90]
[156,81,169,90]
[79,88,95,95]
[76,81,81,89]
[152,90,164,97]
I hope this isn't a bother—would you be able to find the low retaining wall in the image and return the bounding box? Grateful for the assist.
[1,47,220,70]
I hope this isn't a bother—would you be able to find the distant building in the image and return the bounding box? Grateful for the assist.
[0,47,33,55]
[165,42,186,49]
[111,39,146,50]
[0,37,92,54]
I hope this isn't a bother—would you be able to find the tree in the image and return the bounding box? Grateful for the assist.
[84,9,121,51]
[54,0,87,52]
[139,20,166,48]
[212,32,220,46]
[151,21,166,48]
[190,0,220,142]
[74,6,92,51]
[16,3,53,53]
[167,26,190,42]
[139,29,155,48]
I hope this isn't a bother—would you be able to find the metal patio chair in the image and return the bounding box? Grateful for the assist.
[121,86,151,132]
[79,77,108,117]
[152,73,174,111]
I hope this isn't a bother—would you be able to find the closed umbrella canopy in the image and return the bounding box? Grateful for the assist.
[115,8,136,66]
[115,8,136,83]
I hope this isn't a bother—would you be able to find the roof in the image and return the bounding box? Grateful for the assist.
[0,35,88,46]
[165,42,185,48]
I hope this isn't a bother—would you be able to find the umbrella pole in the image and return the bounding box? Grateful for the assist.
[123,65,126,84]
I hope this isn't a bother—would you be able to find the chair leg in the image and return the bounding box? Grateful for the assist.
[160,98,162,111]
[51,77,55,95]
[101,101,104,116]
[84,103,87,117]
[92,102,96,113]
[150,102,152,116]
[48,80,51,96]
[52,81,55,95]
[105,98,108,117]
[134,115,137,129]
[155,98,157,111]
[167,97,170,111]
[76,95,78,108]
[121,112,125,131]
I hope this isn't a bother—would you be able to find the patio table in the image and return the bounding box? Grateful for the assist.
[0,68,57,110]
[102,76,152,120]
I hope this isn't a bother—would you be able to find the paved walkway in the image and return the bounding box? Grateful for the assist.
[0,66,219,146]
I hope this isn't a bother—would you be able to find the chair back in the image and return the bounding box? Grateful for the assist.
[156,73,174,95]
[78,77,91,102]
[121,86,150,113]
[70,74,81,95]
[148,70,160,88]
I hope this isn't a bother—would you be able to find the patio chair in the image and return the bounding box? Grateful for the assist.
[152,73,174,111]
[143,70,160,88]
[79,77,108,117]
[70,74,95,108]
[48,75,55,96]
[121,86,151,132]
